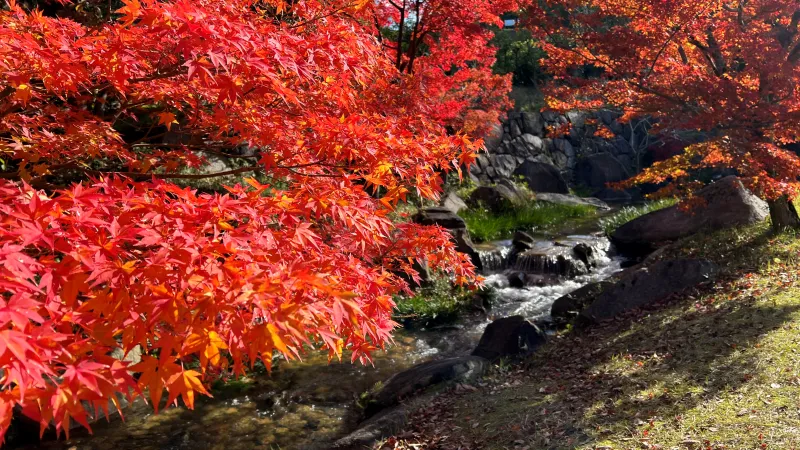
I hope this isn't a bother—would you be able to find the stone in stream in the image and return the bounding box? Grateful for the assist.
[472,316,547,361]
[362,356,488,417]
[611,176,769,256]
[580,258,718,322]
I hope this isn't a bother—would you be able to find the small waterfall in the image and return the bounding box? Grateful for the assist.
[477,245,512,273]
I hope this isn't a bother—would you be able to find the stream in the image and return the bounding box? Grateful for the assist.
[19,227,625,450]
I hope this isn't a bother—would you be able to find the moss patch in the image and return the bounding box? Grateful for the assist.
[462,202,598,242]
[393,276,495,329]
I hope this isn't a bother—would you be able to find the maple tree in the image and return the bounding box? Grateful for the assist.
[526,0,800,229]
[372,0,515,136]
[0,0,500,441]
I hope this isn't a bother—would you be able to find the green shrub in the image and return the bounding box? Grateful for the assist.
[599,198,678,235]
[394,276,495,328]
[462,202,597,242]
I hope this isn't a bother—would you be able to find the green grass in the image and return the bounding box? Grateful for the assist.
[393,276,495,328]
[393,223,800,450]
[462,202,597,242]
[599,198,678,235]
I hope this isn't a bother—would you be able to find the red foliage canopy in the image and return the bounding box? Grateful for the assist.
[0,0,510,439]
[527,0,800,200]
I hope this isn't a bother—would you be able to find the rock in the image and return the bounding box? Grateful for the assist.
[513,249,589,278]
[521,133,544,151]
[513,161,569,194]
[467,181,527,212]
[413,207,482,271]
[580,259,718,321]
[611,176,770,255]
[551,281,614,322]
[534,192,611,210]
[483,123,504,151]
[507,272,526,288]
[521,112,544,135]
[364,357,488,416]
[512,231,535,251]
[573,242,602,268]
[472,316,547,360]
[576,153,631,189]
[441,192,468,214]
[412,206,466,229]
[592,187,642,204]
[332,406,409,449]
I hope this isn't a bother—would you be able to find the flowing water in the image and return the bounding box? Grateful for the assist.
[19,231,624,450]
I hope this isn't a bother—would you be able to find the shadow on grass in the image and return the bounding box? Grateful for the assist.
[411,225,800,449]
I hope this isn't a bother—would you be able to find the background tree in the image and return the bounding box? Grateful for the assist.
[0,0,487,440]
[372,0,516,136]
[526,0,800,229]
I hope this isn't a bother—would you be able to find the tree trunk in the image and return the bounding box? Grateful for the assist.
[768,196,800,231]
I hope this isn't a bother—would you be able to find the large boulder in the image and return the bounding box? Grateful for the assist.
[550,281,614,323]
[611,177,770,255]
[413,207,483,271]
[467,179,528,212]
[363,356,488,417]
[472,316,547,360]
[580,259,718,322]
[576,153,631,189]
[513,161,569,194]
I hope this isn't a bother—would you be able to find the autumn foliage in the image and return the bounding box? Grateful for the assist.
[0,0,514,440]
[527,0,800,209]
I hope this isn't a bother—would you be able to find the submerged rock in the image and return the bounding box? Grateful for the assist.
[363,356,488,417]
[472,316,547,360]
[611,176,769,255]
[580,258,718,322]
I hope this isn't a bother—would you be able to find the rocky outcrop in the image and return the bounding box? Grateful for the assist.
[513,161,569,194]
[413,207,483,271]
[611,176,770,255]
[471,110,653,186]
[580,259,718,322]
[472,316,547,360]
[534,192,610,210]
[576,153,631,190]
[363,356,488,417]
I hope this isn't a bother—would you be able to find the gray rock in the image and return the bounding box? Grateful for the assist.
[521,133,544,150]
[483,123,504,151]
[541,111,560,123]
[472,316,547,360]
[364,357,488,416]
[332,406,408,449]
[611,176,769,255]
[510,120,522,138]
[581,259,718,321]
[534,192,610,210]
[521,112,544,135]
[552,151,569,169]
[513,161,569,194]
[566,111,587,128]
[441,192,468,214]
[412,207,466,229]
[551,281,615,322]
[576,153,632,189]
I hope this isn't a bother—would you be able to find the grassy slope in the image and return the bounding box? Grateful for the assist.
[461,202,598,242]
[390,223,800,450]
